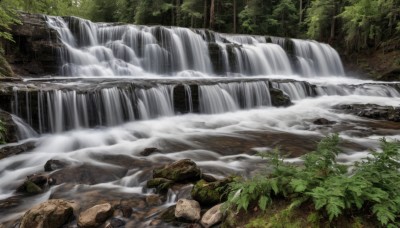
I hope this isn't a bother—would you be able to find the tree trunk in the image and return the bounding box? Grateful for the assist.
[233,0,237,33]
[203,0,208,28]
[209,0,215,29]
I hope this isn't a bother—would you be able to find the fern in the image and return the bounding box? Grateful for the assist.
[225,135,400,226]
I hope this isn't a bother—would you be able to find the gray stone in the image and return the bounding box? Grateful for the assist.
[78,203,114,228]
[174,199,201,221]
[201,204,223,228]
[20,199,74,228]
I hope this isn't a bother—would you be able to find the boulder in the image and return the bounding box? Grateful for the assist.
[201,203,223,228]
[313,118,336,125]
[174,199,201,221]
[16,174,49,195]
[269,88,291,107]
[19,199,74,228]
[191,178,232,206]
[78,203,114,228]
[153,159,201,182]
[146,177,174,193]
[44,159,68,172]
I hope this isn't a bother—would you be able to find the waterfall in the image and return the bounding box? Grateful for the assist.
[45,15,344,77]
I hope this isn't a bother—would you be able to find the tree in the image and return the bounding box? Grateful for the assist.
[306,0,345,43]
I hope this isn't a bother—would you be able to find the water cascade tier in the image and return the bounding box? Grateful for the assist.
[45,16,344,77]
[1,79,399,135]
[1,14,400,227]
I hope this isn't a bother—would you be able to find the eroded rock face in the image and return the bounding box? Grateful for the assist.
[153,159,201,182]
[78,203,114,228]
[20,199,74,228]
[201,203,223,228]
[0,110,18,144]
[174,199,201,221]
[4,12,62,76]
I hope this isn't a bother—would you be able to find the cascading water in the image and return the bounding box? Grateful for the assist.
[45,15,344,77]
[1,14,400,227]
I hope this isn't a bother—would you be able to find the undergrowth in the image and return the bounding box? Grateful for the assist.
[226,134,400,227]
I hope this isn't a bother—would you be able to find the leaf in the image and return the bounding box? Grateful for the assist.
[258,195,269,211]
[290,179,308,193]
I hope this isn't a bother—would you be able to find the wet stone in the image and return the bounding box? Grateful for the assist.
[44,159,68,172]
[153,159,201,182]
[140,147,161,156]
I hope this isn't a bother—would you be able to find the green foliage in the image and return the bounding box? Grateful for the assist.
[226,134,400,226]
[0,0,21,42]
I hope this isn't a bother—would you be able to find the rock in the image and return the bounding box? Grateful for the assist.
[334,104,400,122]
[146,194,163,206]
[153,159,201,182]
[140,147,161,156]
[313,118,336,125]
[20,199,74,228]
[191,178,232,206]
[378,68,400,81]
[146,178,174,193]
[0,110,19,144]
[174,199,201,222]
[16,174,49,195]
[201,173,218,182]
[44,159,68,172]
[50,164,127,185]
[78,203,114,228]
[0,141,36,160]
[201,204,223,228]
[269,88,292,107]
[107,217,126,228]
[0,53,13,77]
[4,12,62,76]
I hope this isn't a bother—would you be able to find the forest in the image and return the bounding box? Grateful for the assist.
[1,0,400,52]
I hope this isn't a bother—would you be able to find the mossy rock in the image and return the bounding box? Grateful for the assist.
[147,178,174,193]
[17,180,43,195]
[191,178,233,206]
[270,88,292,107]
[153,159,201,182]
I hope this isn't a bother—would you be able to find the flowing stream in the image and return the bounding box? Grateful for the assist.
[0,15,399,227]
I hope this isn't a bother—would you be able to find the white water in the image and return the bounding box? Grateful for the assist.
[45,16,344,77]
[0,15,400,226]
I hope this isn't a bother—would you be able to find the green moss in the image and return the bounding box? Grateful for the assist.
[25,181,43,194]
[191,178,233,206]
[146,178,173,193]
[153,159,201,182]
